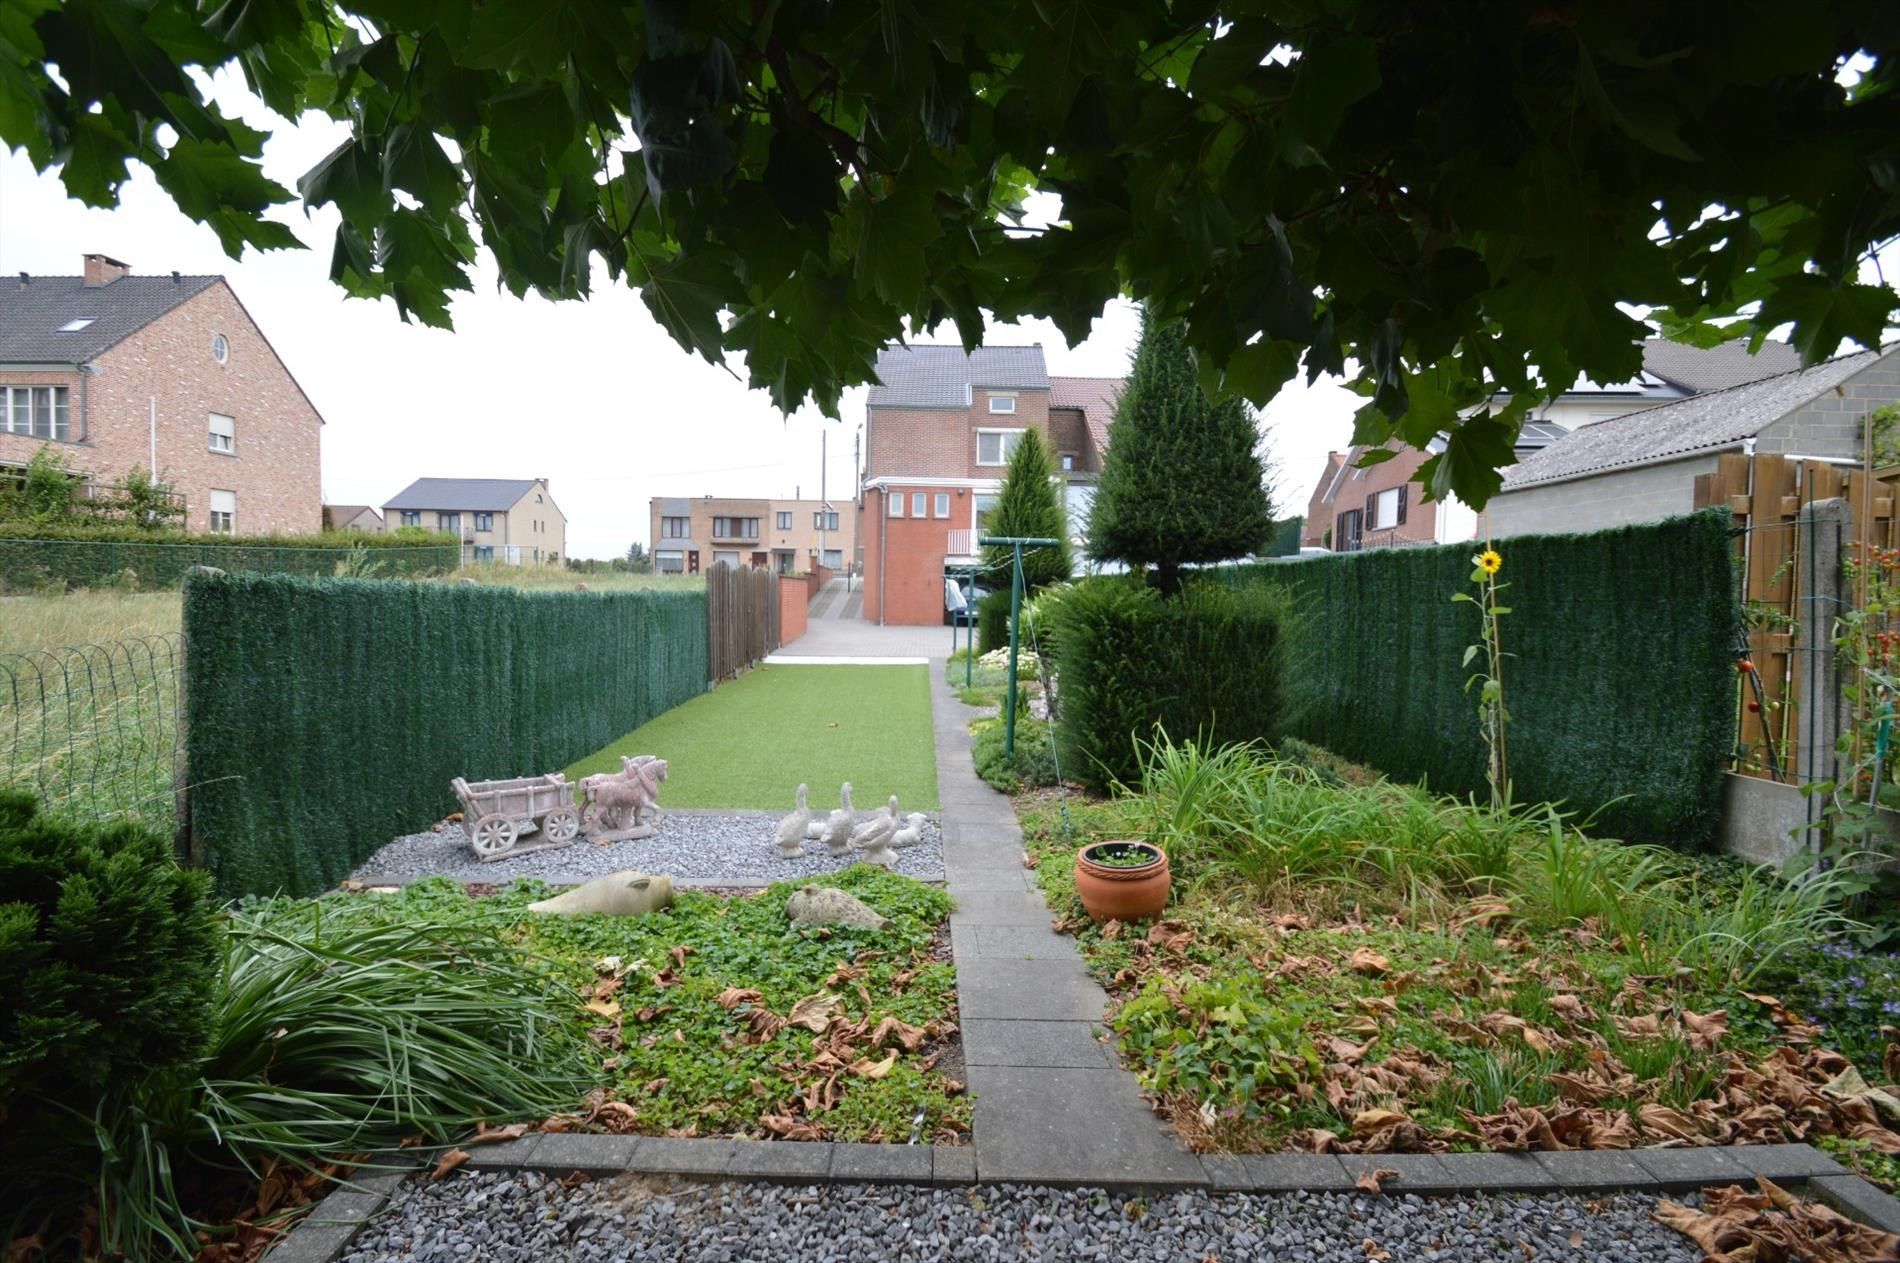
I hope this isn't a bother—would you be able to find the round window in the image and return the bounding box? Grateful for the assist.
[211,333,229,364]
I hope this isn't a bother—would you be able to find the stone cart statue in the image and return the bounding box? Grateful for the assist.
[452,773,582,861]
[580,755,669,842]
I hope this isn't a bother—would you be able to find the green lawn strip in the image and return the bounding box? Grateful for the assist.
[568,663,938,810]
[1013,791,1852,1155]
[324,868,966,1143]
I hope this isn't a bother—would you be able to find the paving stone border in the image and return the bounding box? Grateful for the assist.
[262,1140,1900,1261]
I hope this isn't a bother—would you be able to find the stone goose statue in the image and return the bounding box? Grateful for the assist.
[891,811,927,849]
[852,795,901,867]
[819,782,856,857]
[775,783,810,858]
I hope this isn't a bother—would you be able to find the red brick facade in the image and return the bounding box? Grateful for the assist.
[1303,442,1440,550]
[0,278,322,534]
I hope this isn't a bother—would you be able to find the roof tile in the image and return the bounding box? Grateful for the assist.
[0,273,220,363]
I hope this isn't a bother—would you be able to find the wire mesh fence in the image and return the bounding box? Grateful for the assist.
[0,536,460,591]
[0,633,181,834]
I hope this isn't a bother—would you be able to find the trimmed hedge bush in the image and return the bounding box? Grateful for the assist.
[976,589,1012,654]
[1217,510,1739,847]
[181,573,708,898]
[0,525,459,590]
[0,790,219,1248]
[1053,578,1289,793]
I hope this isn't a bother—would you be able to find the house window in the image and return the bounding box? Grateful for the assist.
[656,550,685,573]
[977,429,1024,465]
[911,491,927,517]
[439,512,461,531]
[209,489,236,534]
[473,545,494,562]
[888,492,904,518]
[57,317,94,332]
[934,493,950,518]
[987,393,1017,415]
[1370,486,1406,531]
[973,493,999,532]
[535,493,543,503]
[474,512,494,532]
[211,333,229,363]
[208,412,235,454]
[661,516,689,538]
[400,510,421,527]
[776,511,792,530]
[713,549,740,567]
[822,548,843,568]
[813,509,839,531]
[1060,452,1075,471]
[712,516,759,538]
[4,386,69,441]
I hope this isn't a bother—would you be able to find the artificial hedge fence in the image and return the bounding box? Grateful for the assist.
[181,572,708,898]
[0,526,459,590]
[1217,509,1740,849]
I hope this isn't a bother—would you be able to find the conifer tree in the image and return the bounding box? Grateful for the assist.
[1088,310,1273,593]
[983,427,1071,593]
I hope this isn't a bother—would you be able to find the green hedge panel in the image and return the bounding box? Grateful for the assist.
[0,530,458,590]
[1217,510,1739,847]
[181,573,708,897]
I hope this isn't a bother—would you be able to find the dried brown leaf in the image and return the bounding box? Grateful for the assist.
[429,1149,469,1182]
[1349,947,1390,976]
[787,992,841,1032]
[1354,1167,1398,1194]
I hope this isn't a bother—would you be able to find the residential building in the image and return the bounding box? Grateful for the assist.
[858,343,1118,624]
[0,253,323,532]
[323,503,383,532]
[1302,337,1805,551]
[1489,345,1900,537]
[382,477,565,564]
[648,495,856,575]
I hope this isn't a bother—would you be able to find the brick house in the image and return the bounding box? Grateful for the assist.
[0,253,323,533]
[382,477,565,564]
[858,343,1118,625]
[648,495,856,575]
[1490,345,1900,537]
[1302,337,1804,550]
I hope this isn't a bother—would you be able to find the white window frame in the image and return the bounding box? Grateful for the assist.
[976,428,1025,466]
[933,493,950,519]
[987,392,1017,415]
[888,492,904,518]
[4,386,70,441]
[208,412,235,454]
[1373,487,1401,530]
[911,491,927,517]
[211,333,229,363]
[208,489,236,534]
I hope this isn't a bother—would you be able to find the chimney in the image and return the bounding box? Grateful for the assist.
[82,254,130,287]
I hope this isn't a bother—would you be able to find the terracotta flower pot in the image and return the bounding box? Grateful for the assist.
[1074,841,1170,923]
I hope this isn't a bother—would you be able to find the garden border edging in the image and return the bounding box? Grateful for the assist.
[260,1141,1900,1262]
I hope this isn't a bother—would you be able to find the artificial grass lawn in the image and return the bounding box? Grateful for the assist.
[568,663,938,810]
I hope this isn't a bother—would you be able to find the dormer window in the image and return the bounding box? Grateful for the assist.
[988,392,1017,414]
[56,318,94,332]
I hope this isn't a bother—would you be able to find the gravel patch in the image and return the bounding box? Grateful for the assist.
[347,811,945,887]
[341,1171,1702,1263]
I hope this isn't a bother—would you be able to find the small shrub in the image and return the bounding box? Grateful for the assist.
[972,716,1061,792]
[0,790,220,1253]
[1053,577,1287,793]
[976,589,1012,654]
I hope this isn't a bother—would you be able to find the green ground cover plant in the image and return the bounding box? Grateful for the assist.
[570,663,938,810]
[1011,739,1896,1162]
[333,868,966,1143]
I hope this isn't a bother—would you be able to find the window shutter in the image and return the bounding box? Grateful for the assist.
[1396,484,1408,526]
[1365,493,1377,530]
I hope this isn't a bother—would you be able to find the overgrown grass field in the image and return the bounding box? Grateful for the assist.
[570,663,939,810]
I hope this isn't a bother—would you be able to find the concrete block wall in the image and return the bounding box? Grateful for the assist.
[1755,356,1900,456]
[1486,455,1716,538]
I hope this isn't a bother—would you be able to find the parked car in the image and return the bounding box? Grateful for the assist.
[944,576,991,627]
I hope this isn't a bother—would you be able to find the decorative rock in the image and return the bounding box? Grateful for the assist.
[786,884,889,930]
[775,783,811,858]
[526,870,675,916]
[818,782,856,857]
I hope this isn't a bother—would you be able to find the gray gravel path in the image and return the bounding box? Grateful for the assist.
[340,1171,1699,1263]
[347,811,944,886]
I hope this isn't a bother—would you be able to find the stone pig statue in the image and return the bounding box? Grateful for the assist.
[527,870,675,917]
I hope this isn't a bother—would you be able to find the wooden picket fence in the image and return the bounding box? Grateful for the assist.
[706,562,781,681]
[1693,452,1900,780]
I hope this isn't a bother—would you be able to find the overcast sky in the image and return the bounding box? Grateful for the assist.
[0,73,1359,558]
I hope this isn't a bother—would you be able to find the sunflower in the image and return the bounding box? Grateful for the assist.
[1476,549,1502,575]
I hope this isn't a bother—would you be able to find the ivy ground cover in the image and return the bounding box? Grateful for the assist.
[331,867,967,1143]
[1014,740,1900,1185]
[567,663,938,810]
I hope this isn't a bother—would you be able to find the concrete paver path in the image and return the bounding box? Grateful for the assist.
[929,661,1205,1186]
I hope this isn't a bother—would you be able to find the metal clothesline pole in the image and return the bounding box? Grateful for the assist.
[978,534,1062,757]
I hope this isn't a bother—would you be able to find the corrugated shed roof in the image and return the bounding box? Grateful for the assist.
[1049,375,1123,457]
[1501,349,1886,490]
[0,273,220,362]
[867,343,1049,408]
[384,478,543,511]
[1641,337,1801,393]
